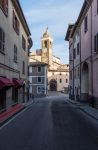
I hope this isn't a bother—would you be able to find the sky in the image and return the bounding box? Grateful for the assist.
[20,0,84,64]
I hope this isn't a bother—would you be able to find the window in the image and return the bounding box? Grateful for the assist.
[94,33,98,53]
[78,67,80,77]
[22,61,25,74]
[74,69,76,78]
[37,86,45,94]
[66,79,68,83]
[0,27,5,53]
[84,16,88,33]
[60,79,62,83]
[60,72,62,76]
[70,71,72,80]
[37,87,41,93]
[50,41,52,48]
[14,45,17,63]
[77,43,80,55]
[70,54,72,61]
[37,77,42,83]
[29,67,32,73]
[66,73,68,76]
[22,35,26,51]
[38,66,41,73]
[44,41,47,48]
[13,11,19,35]
[0,0,8,16]
[73,48,76,59]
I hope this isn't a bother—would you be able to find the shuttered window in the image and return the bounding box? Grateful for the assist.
[14,45,17,63]
[13,11,20,35]
[94,33,98,53]
[0,0,8,16]
[0,27,5,53]
[73,48,76,59]
[37,77,42,83]
[77,43,80,55]
[84,16,88,33]
[22,61,25,74]
[22,35,26,51]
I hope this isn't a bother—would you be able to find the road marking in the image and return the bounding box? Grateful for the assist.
[0,104,33,131]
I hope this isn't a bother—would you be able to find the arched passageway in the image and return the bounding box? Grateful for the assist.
[50,79,57,91]
[81,62,89,101]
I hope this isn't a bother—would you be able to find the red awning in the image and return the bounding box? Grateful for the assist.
[13,79,23,88]
[0,77,13,90]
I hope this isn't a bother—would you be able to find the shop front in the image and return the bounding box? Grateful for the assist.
[0,76,13,111]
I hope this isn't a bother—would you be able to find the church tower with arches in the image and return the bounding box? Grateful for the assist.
[41,28,53,69]
[29,28,69,92]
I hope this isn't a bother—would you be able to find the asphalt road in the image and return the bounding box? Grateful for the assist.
[0,93,98,150]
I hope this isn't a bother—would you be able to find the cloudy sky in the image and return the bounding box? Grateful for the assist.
[20,0,84,64]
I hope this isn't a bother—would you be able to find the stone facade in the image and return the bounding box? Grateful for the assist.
[0,0,32,111]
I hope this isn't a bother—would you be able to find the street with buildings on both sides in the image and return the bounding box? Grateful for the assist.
[1,0,98,150]
[0,92,98,150]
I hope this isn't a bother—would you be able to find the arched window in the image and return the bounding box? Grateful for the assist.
[44,41,47,48]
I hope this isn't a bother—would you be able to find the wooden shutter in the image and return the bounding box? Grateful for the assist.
[97,33,98,52]
[0,28,5,52]
[13,10,15,29]
[94,35,97,53]
[2,0,8,16]
[0,28,2,50]
[2,31,5,51]
[5,0,8,15]
[16,19,19,35]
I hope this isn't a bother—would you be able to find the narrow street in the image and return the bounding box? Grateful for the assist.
[0,92,98,150]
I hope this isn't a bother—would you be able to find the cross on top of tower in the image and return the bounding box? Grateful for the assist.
[43,27,52,38]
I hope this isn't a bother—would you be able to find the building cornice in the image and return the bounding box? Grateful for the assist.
[65,24,74,41]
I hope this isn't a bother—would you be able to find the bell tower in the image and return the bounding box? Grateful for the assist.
[41,28,53,68]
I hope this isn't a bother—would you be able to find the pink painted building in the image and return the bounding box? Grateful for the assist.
[65,0,98,108]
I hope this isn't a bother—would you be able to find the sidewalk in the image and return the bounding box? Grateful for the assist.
[0,103,25,127]
[68,99,98,121]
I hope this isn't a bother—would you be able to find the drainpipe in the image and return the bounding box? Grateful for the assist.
[91,4,94,106]
[73,43,74,100]
[80,28,82,102]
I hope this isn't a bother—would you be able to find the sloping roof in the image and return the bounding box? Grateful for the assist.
[65,24,74,41]
[29,62,48,67]
[57,64,69,70]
